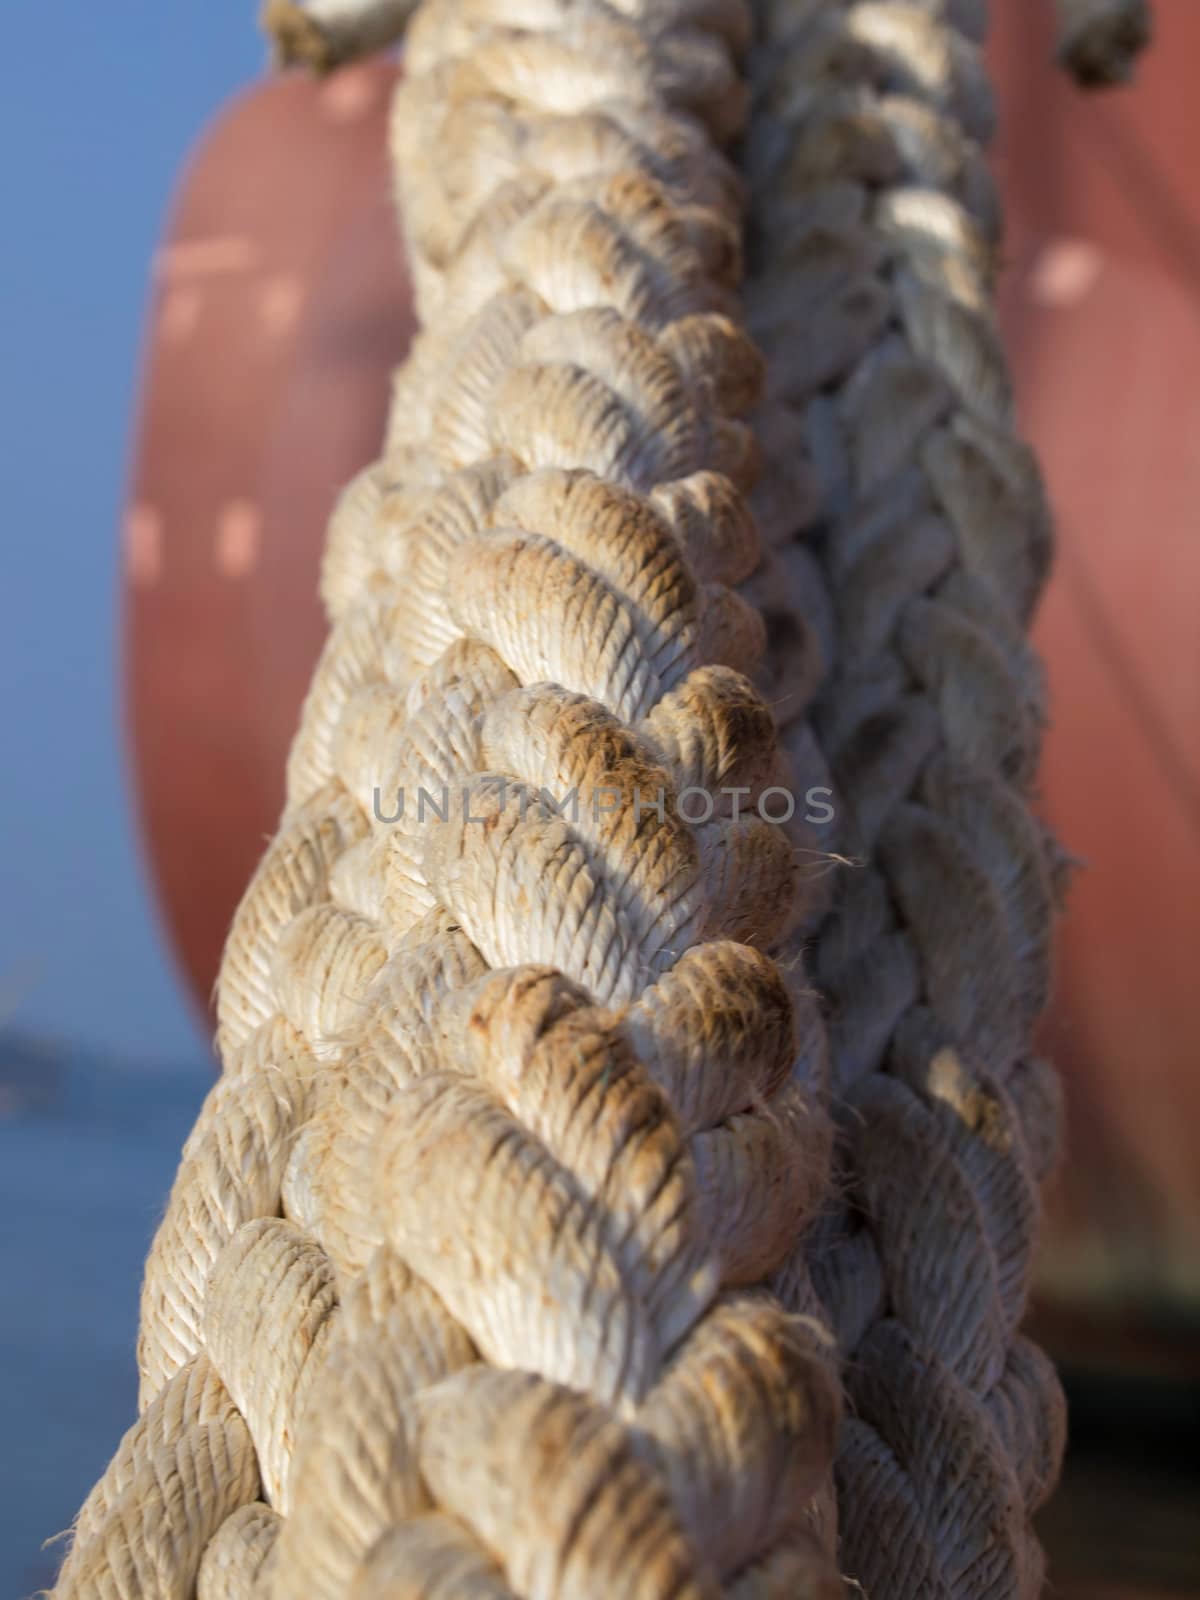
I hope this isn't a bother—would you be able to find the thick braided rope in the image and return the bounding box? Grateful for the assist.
[52,2,850,1594]
[740,1,1090,1594]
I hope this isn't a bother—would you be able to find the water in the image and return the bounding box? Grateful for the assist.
[0,1036,207,1596]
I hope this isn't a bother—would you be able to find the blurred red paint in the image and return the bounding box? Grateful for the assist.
[123,57,411,1034]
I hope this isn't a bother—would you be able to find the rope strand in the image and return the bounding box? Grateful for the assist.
[742,1,1071,1592]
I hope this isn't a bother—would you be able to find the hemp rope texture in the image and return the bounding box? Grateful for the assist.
[50,0,1148,1595]
[742,4,1079,1595]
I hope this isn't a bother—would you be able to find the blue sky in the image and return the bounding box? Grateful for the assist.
[0,6,266,1062]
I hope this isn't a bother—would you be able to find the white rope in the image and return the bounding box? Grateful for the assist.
[53,0,845,1592]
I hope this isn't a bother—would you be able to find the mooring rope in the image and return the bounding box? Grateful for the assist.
[51,0,1149,1595]
[741,3,1078,1592]
[55,0,842,1594]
